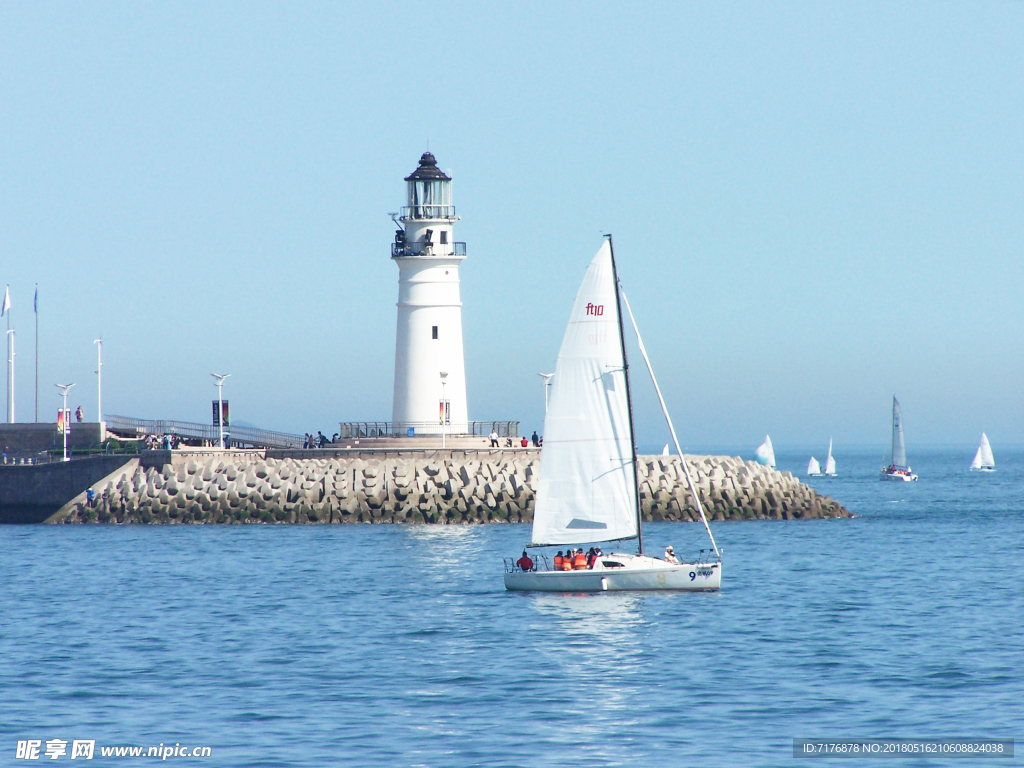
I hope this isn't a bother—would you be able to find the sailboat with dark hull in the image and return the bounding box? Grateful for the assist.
[503,238,721,592]
[881,397,917,481]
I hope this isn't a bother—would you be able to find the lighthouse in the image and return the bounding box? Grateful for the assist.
[391,152,468,435]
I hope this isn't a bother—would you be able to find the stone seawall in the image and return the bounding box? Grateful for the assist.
[50,451,850,524]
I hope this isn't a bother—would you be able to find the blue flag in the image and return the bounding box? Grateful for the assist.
[34,285,37,313]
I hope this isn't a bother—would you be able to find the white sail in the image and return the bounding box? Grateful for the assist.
[891,397,908,468]
[971,433,995,470]
[662,444,670,456]
[824,438,836,476]
[970,447,983,470]
[807,457,821,476]
[754,435,775,468]
[530,241,638,547]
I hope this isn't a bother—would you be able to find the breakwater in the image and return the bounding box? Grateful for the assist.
[46,450,849,524]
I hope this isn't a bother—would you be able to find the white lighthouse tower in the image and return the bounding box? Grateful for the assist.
[391,152,468,435]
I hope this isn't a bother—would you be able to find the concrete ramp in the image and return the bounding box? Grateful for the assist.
[0,456,136,524]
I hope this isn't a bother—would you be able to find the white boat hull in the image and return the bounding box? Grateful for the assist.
[881,470,917,482]
[504,554,721,592]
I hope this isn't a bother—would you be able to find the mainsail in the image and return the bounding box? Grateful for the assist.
[754,435,776,468]
[807,457,821,476]
[824,438,836,476]
[530,241,639,547]
[971,433,995,470]
[891,397,908,469]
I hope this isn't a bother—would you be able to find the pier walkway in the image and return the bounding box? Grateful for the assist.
[105,415,304,450]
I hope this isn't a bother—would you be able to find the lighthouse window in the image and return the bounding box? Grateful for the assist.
[432,326,438,340]
[440,231,448,244]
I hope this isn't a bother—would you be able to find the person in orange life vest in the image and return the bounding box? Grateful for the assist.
[516,550,534,572]
[586,547,598,569]
[562,550,574,571]
[553,551,564,570]
[572,549,588,570]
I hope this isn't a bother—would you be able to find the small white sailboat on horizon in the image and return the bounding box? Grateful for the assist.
[824,438,837,477]
[808,438,836,477]
[881,397,917,481]
[503,238,721,593]
[970,433,995,472]
[754,435,776,468]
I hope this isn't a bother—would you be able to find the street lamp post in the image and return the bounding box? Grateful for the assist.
[210,373,230,449]
[94,339,102,424]
[55,383,75,461]
[537,372,554,414]
[440,371,448,449]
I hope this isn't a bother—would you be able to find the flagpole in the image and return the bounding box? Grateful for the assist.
[35,285,39,423]
[6,330,14,423]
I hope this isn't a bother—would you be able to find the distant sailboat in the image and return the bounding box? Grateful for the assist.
[881,397,917,481]
[824,438,836,476]
[807,456,822,476]
[969,433,995,472]
[754,435,776,468]
[662,444,670,456]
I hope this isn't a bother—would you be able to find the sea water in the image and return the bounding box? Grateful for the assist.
[1,448,1021,767]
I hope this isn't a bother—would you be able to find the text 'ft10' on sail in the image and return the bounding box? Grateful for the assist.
[503,237,721,592]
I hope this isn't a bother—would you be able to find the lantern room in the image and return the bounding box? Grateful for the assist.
[404,152,453,220]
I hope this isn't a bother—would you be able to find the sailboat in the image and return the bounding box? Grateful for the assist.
[504,238,722,592]
[969,433,995,472]
[824,438,836,476]
[806,456,822,476]
[754,435,776,468]
[881,397,917,481]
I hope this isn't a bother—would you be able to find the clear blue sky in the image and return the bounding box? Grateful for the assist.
[1,2,1021,451]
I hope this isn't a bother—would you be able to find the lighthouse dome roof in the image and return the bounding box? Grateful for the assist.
[405,152,451,182]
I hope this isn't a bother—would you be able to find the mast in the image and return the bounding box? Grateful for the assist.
[606,235,644,556]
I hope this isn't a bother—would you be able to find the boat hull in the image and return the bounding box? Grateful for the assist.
[504,555,721,592]
[881,470,917,482]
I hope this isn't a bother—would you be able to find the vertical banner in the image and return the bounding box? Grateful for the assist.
[56,409,64,434]
[213,401,230,427]
[439,400,450,425]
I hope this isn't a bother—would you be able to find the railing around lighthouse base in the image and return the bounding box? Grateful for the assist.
[338,421,518,439]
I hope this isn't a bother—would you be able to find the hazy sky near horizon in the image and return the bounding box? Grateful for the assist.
[1,2,1021,451]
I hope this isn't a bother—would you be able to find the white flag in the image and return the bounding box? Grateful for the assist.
[1,285,8,317]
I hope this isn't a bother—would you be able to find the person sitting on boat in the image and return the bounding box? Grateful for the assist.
[572,549,588,570]
[664,545,679,564]
[586,547,597,569]
[516,550,534,572]
[562,550,575,571]
[553,551,564,570]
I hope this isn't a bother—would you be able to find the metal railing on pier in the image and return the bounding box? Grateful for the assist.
[338,421,519,439]
[105,415,304,450]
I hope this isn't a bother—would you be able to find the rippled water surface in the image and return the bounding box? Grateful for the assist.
[1,449,1022,766]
